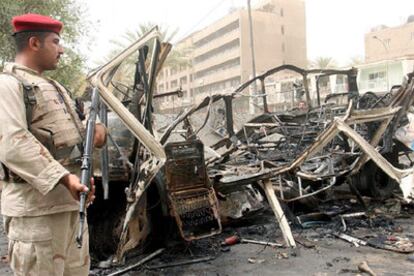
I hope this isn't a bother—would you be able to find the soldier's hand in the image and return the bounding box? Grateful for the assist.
[60,173,89,201]
[93,123,107,148]
[87,177,96,206]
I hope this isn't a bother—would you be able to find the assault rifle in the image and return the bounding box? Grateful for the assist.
[99,101,109,200]
[76,88,100,248]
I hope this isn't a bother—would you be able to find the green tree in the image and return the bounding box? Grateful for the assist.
[0,0,90,93]
[309,56,337,69]
[105,22,192,69]
[102,22,192,100]
[347,55,364,67]
[111,22,178,50]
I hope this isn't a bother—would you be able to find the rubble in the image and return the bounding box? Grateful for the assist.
[358,261,377,276]
[106,248,164,276]
[79,27,414,274]
[146,256,215,270]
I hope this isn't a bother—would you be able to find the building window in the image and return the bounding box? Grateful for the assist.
[280,8,284,17]
[281,81,293,100]
[193,20,239,48]
[194,38,240,65]
[336,75,345,84]
[384,38,391,47]
[194,57,240,79]
[281,25,285,35]
[171,80,178,88]
[319,76,330,88]
[369,71,386,81]
[281,43,285,52]
[180,76,187,85]
[411,32,414,41]
[230,78,240,87]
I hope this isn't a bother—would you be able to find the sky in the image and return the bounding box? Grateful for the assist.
[82,0,413,67]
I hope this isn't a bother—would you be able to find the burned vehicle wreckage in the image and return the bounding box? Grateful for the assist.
[85,27,414,268]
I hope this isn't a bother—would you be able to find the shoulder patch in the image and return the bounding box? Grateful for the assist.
[0,72,36,129]
[0,73,22,92]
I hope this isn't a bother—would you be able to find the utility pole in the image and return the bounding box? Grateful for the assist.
[373,35,390,92]
[247,0,258,105]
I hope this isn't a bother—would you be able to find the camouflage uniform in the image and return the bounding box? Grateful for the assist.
[0,62,89,275]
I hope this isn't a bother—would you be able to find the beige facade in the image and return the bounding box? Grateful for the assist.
[156,0,307,113]
[365,18,414,63]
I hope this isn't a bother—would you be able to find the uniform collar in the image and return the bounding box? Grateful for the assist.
[3,62,41,76]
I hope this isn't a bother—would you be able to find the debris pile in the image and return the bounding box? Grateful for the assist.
[83,27,414,274]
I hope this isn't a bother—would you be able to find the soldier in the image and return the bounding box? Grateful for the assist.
[0,13,106,275]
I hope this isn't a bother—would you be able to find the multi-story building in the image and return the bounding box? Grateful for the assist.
[360,16,414,93]
[156,0,307,113]
[365,16,414,63]
[357,58,414,93]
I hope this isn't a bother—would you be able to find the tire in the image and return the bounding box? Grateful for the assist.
[350,152,398,199]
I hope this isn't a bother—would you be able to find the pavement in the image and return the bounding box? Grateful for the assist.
[0,213,12,275]
[1,178,414,276]
[94,203,414,276]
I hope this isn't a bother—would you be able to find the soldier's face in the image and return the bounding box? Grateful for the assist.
[38,32,64,71]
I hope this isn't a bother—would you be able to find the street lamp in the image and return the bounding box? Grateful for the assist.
[246,0,269,113]
[247,0,257,88]
[372,35,389,92]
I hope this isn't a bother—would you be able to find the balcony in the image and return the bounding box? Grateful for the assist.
[193,50,240,74]
[194,66,241,88]
[193,29,240,57]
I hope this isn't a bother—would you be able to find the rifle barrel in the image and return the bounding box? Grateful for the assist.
[76,87,100,248]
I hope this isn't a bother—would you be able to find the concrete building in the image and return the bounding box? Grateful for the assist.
[365,16,414,63]
[156,0,307,113]
[357,58,414,94]
[360,16,414,93]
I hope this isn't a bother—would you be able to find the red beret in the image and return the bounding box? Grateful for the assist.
[11,13,63,35]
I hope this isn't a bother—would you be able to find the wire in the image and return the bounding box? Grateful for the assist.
[181,0,228,39]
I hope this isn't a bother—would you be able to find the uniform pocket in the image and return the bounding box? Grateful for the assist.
[8,216,53,242]
[66,214,90,270]
[7,240,14,262]
[10,240,55,276]
[33,86,67,117]
[10,240,36,275]
[30,127,56,154]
